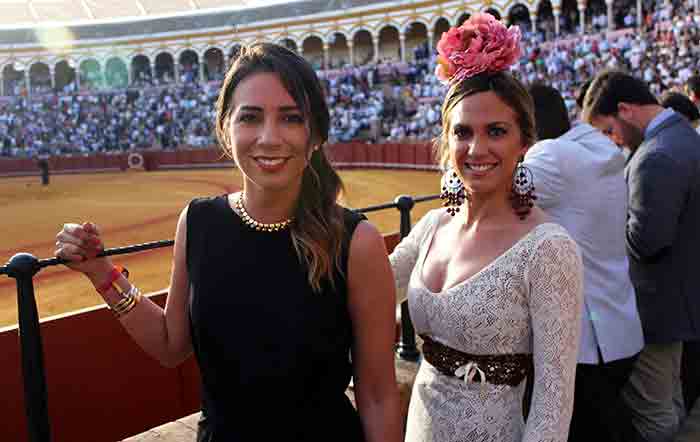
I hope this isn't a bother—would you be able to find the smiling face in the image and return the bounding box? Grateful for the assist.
[227,71,313,195]
[447,90,528,199]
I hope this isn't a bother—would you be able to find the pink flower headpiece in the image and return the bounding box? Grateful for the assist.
[435,13,521,85]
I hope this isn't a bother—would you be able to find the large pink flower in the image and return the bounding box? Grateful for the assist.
[435,12,521,84]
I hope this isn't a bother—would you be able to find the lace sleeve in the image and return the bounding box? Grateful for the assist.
[389,210,437,296]
[523,233,583,442]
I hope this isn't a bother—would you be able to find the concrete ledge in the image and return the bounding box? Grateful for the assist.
[121,413,200,441]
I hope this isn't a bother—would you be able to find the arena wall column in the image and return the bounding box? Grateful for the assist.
[427,30,434,52]
[530,11,537,33]
[323,42,330,69]
[578,1,586,34]
[399,33,406,62]
[348,41,355,66]
[373,35,380,63]
[553,5,561,35]
[606,0,614,30]
[636,0,642,29]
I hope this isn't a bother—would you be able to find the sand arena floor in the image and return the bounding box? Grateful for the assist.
[0,168,442,327]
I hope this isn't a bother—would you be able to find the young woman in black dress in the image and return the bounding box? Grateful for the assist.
[54,43,401,442]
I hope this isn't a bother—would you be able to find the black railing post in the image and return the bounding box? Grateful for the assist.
[394,195,420,361]
[6,253,51,442]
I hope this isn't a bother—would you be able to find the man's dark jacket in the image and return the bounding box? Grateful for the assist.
[625,112,700,343]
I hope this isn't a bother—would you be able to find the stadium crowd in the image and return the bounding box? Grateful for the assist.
[1,0,700,158]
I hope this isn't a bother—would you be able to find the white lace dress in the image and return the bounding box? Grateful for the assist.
[390,210,583,442]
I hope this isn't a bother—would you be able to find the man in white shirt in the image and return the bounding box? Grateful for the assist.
[525,83,644,442]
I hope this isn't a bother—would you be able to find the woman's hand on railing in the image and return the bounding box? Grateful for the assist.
[55,222,113,278]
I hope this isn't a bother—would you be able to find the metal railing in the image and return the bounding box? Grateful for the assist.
[0,193,440,442]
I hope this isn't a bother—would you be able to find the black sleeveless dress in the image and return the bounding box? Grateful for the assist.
[186,195,366,442]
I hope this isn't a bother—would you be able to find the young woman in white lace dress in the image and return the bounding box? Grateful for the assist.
[390,14,584,442]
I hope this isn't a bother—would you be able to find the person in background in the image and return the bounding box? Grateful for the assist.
[584,69,700,442]
[525,83,644,442]
[54,43,401,442]
[660,91,700,133]
[685,75,700,108]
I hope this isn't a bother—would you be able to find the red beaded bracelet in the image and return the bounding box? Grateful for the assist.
[96,265,129,296]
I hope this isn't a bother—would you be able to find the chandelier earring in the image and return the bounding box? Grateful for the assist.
[440,168,467,216]
[510,156,537,220]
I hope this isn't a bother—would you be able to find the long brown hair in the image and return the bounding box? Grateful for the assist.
[215,43,346,292]
[434,71,536,168]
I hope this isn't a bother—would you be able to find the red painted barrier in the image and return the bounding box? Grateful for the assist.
[399,144,416,166]
[415,143,433,166]
[9,158,33,173]
[384,143,400,165]
[1,143,438,176]
[158,151,178,167]
[352,143,369,166]
[367,144,384,164]
[0,292,200,442]
[326,143,351,164]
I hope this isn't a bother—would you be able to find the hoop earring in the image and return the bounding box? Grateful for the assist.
[510,157,537,220]
[440,169,466,216]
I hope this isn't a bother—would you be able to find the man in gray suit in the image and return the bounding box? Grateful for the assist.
[583,69,700,442]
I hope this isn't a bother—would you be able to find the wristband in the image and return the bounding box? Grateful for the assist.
[96,265,129,296]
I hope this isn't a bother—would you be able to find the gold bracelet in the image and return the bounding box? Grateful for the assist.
[110,287,134,312]
[113,295,135,316]
[114,286,142,318]
[114,297,135,317]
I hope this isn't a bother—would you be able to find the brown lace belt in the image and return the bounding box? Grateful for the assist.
[420,335,533,387]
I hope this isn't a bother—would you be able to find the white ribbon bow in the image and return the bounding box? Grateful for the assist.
[455,362,488,401]
[455,362,487,385]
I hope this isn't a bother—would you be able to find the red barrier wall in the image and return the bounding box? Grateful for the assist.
[0,234,402,441]
[0,292,200,442]
[0,143,438,176]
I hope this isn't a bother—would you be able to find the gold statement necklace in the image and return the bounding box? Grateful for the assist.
[235,194,293,233]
